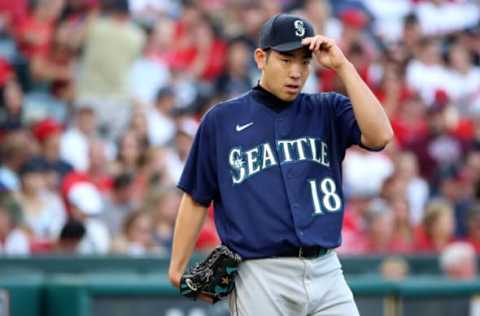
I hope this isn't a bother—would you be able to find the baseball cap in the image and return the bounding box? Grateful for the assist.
[68,182,103,216]
[259,14,315,52]
[19,157,49,176]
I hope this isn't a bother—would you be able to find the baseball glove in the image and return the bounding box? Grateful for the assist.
[179,245,242,303]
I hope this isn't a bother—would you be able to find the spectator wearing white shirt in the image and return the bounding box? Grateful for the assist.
[128,0,181,24]
[440,241,477,280]
[146,87,176,146]
[16,158,66,250]
[343,146,395,198]
[446,42,480,112]
[164,118,197,183]
[362,0,413,43]
[60,104,97,171]
[406,38,451,105]
[415,0,480,37]
[394,151,429,225]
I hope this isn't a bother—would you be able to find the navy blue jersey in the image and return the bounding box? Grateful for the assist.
[178,88,376,259]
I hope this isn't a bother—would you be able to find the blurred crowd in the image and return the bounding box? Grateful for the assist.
[0,0,479,267]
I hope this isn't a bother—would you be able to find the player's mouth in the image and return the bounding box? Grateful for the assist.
[285,84,300,94]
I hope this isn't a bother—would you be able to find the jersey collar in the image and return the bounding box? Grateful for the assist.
[251,84,298,113]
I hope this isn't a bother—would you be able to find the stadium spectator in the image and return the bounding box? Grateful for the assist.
[394,151,429,225]
[111,210,160,256]
[55,219,86,254]
[465,205,480,254]
[415,199,455,253]
[32,118,73,188]
[390,196,415,253]
[76,0,146,139]
[440,241,477,280]
[356,198,409,254]
[111,130,144,177]
[14,0,64,60]
[29,20,78,103]
[0,191,29,255]
[0,131,30,191]
[129,18,172,106]
[99,172,136,236]
[16,157,66,251]
[415,0,479,37]
[406,38,450,106]
[143,185,180,252]
[215,38,253,100]
[0,78,23,135]
[163,118,197,183]
[127,107,149,149]
[380,256,410,281]
[60,104,97,172]
[343,146,394,198]
[446,41,480,112]
[146,86,176,147]
[67,181,110,255]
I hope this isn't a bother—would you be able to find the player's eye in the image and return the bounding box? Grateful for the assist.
[281,59,290,64]
[303,60,310,65]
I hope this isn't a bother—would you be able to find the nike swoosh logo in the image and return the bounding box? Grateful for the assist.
[236,122,254,132]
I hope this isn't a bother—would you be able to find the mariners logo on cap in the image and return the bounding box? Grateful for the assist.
[294,20,305,37]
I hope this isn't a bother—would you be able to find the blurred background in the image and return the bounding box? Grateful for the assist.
[0,0,479,315]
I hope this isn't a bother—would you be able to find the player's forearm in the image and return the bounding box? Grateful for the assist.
[337,62,394,148]
[168,193,209,287]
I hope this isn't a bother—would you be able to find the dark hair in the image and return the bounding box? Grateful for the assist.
[59,220,86,241]
[102,0,129,14]
[18,157,49,176]
[113,173,134,190]
[263,48,272,62]
[404,13,418,26]
[155,86,175,103]
[122,211,149,235]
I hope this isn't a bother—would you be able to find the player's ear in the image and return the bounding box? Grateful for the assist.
[254,48,268,70]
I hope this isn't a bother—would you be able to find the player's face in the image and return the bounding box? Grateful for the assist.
[256,47,312,101]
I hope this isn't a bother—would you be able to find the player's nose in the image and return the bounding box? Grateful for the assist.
[288,62,303,80]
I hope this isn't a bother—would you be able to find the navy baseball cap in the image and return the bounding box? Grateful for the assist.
[259,14,315,52]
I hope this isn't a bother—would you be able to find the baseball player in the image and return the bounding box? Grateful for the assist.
[169,13,393,315]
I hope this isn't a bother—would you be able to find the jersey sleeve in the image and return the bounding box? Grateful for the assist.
[177,111,219,207]
[332,93,384,151]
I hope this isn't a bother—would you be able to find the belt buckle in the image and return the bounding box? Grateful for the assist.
[298,247,304,257]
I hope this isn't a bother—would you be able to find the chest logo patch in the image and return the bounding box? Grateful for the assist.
[236,122,254,132]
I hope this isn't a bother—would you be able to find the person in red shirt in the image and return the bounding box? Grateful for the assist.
[0,0,28,33]
[15,0,64,59]
[464,205,480,253]
[414,199,456,253]
[30,21,77,102]
[171,14,226,81]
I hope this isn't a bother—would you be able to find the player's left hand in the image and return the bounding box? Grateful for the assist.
[302,36,348,71]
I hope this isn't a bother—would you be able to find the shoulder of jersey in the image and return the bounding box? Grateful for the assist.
[301,91,341,110]
[201,91,251,119]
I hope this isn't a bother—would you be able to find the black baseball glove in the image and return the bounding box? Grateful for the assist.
[179,245,242,303]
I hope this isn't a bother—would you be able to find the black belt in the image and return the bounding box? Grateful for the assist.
[276,246,330,259]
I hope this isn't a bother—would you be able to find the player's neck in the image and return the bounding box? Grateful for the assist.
[253,82,295,111]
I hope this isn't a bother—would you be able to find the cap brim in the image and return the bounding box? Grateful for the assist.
[270,41,305,52]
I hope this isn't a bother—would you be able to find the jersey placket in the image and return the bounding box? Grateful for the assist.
[274,111,306,243]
